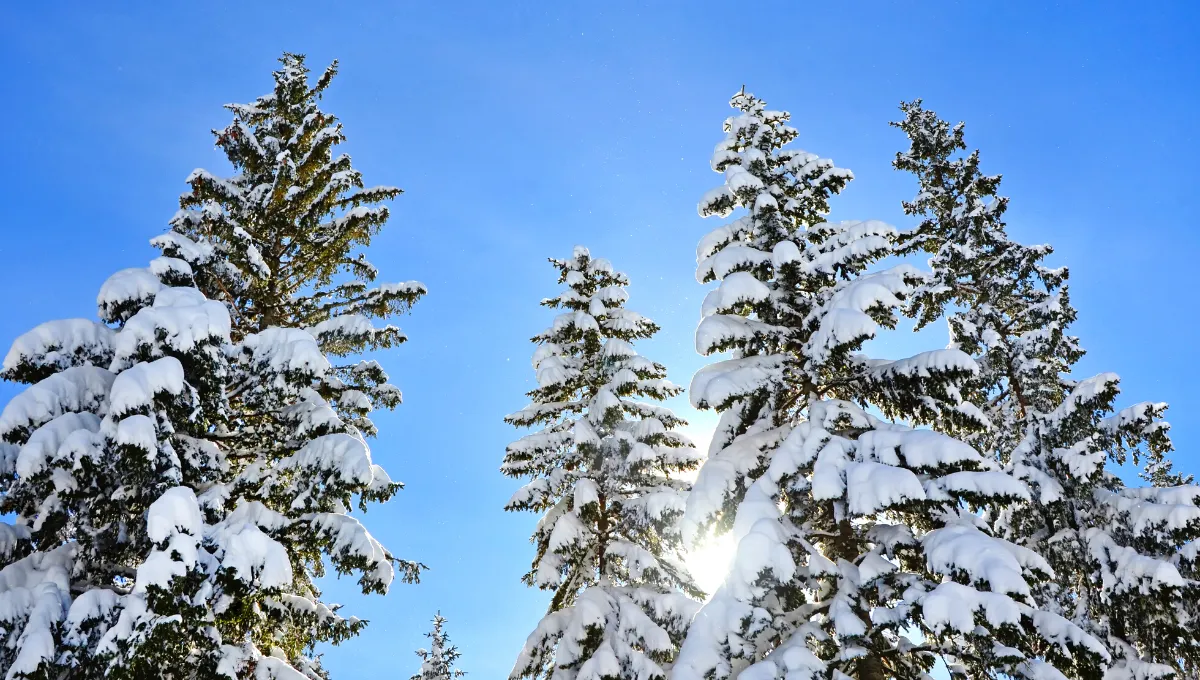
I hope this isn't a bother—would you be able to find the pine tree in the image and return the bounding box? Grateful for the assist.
[0,53,422,679]
[892,100,1200,679]
[503,247,703,680]
[672,90,1111,680]
[410,613,466,680]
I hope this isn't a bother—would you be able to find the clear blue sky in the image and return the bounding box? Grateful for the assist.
[1,2,1197,677]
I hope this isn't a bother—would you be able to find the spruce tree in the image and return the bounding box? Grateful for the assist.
[892,100,1200,679]
[0,53,422,679]
[672,90,1110,680]
[503,247,702,680]
[410,613,465,680]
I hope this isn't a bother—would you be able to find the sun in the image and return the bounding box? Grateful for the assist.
[684,532,737,598]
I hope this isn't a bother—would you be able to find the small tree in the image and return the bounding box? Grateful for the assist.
[0,53,422,679]
[411,613,466,680]
[893,100,1200,679]
[673,90,1110,680]
[504,247,702,680]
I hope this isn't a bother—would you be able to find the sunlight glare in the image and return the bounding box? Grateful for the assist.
[685,532,737,599]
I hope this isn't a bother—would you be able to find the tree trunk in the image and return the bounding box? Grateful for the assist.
[857,654,887,680]
[831,510,888,680]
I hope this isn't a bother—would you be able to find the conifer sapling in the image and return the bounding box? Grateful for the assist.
[504,247,702,680]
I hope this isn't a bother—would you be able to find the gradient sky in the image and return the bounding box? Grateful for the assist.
[1,2,1198,677]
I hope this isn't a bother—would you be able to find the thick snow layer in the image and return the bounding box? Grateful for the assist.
[0,366,114,440]
[148,256,194,280]
[805,266,916,366]
[96,267,162,319]
[216,522,293,589]
[1118,485,1200,506]
[114,414,157,454]
[113,287,231,366]
[682,426,788,545]
[14,411,100,478]
[696,218,751,262]
[921,581,1022,633]
[694,314,780,355]
[844,462,926,514]
[857,428,986,471]
[109,357,186,414]
[695,244,771,283]
[922,523,1051,596]
[146,486,203,543]
[702,272,771,316]
[305,512,393,588]
[863,348,978,381]
[3,319,115,376]
[150,231,215,264]
[689,356,785,409]
[1095,488,1200,534]
[279,433,375,491]
[1084,528,1184,592]
[0,545,75,680]
[924,470,1030,502]
[240,327,331,377]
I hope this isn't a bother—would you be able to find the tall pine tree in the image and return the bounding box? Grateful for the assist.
[673,90,1110,680]
[504,247,702,680]
[0,53,422,679]
[410,613,465,680]
[892,100,1200,680]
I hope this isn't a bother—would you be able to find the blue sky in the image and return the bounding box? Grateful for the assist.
[1,2,1197,677]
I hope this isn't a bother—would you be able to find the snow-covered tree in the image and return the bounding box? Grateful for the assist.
[411,613,465,680]
[672,90,1111,680]
[0,53,422,679]
[892,100,1200,679]
[503,247,703,680]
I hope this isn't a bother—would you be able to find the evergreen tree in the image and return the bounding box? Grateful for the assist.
[504,247,702,680]
[892,100,1200,679]
[410,613,466,680]
[0,53,422,679]
[673,90,1110,680]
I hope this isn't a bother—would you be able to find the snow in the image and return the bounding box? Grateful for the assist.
[279,433,375,493]
[863,348,978,381]
[3,319,114,377]
[925,470,1030,502]
[694,314,780,355]
[689,356,785,409]
[112,287,231,367]
[806,266,917,366]
[109,357,187,415]
[0,545,75,680]
[702,272,771,315]
[844,462,926,514]
[14,411,100,478]
[146,486,203,543]
[308,314,380,345]
[1095,488,1200,534]
[857,428,986,471]
[695,244,771,282]
[150,231,215,264]
[1084,528,1184,592]
[304,512,393,588]
[240,327,331,377]
[114,414,157,454]
[922,523,1050,597]
[920,581,1022,633]
[96,267,162,321]
[0,365,114,441]
[682,426,788,546]
[217,522,293,588]
[771,239,802,269]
